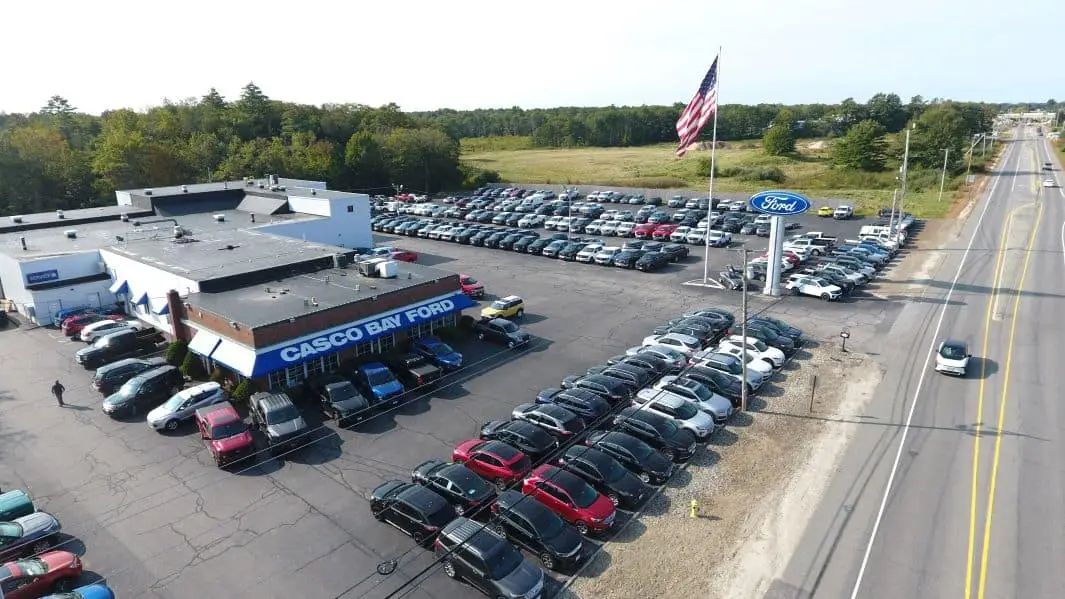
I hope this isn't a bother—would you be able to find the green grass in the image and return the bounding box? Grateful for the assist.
[460,136,995,218]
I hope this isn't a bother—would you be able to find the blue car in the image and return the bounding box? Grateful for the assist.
[355,362,405,407]
[411,337,463,371]
[42,582,115,599]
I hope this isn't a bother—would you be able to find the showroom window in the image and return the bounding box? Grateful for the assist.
[354,342,373,357]
[325,352,340,372]
[268,369,287,390]
[285,364,303,387]
[411,322,433,339]
[377,334,396,353]
[306,357,325,378]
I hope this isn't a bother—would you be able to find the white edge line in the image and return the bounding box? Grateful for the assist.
[848,137,1018,599]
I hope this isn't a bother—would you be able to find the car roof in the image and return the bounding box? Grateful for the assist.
[943,339,968,349]
[533,465,586,494]
[645,395,687,411]
[479,440,523,461]
[174,381,222,400]
[566,445,613,470]
[197,402,240,424]
[440,517,508,556]
[128,364,179,384]
[499,295,522,302]
[250,391,295,411]
[397,484,452,513]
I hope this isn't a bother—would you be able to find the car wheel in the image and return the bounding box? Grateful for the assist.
[821,293,831,300]
[607,492,620,507]
[478,333,486,341]
[540,552,556,570]
[454,504,465,516]
[575,520,590,535]
[412,531,426,545]
[31,539,51,554]
[165,419,179,431]
[516,309,524,318]
[507,340,515,348]
[52,578,77,593]
[663,448,677,461]
[371,506,387,521]
[442,559,457,579]
[494,478,509,490]
[639,472,652,483]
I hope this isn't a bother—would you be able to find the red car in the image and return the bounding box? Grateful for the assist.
[0,550,83,597]
[390,249,418,263]
[760,252,801,267]
[522,465,616,535]
[632,223,658,240]
[652,224,678,240]
[459,274,484,299]
[452,439,531,489]
[61,313,122,336]
[196,403,254,468]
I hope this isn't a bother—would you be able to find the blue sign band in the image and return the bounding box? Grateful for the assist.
[26,269,60,284]
[748,191,811,216]
[243,292,478,377]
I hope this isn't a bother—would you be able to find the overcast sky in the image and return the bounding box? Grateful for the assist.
[2,0,1061,115]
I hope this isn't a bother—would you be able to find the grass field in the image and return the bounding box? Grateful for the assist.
[461,136,999,219]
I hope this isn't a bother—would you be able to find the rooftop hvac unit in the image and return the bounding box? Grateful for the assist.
[120,213,129,222]
[245,177,255,186]
[64,229,77,239]
[144,189,153,195]
[10,216,23,224]
[377,260,399,279]
[356,258,387,277]
[332,253,350,269]
[181,185,188,193]
[213,213,225,222]
[173,226,184,238]
[56,209,65,219]
[269,174,279,185]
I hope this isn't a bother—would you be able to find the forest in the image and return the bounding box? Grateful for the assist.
[0,84,1056,215]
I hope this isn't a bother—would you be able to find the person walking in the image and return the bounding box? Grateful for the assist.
[51,380,66,407]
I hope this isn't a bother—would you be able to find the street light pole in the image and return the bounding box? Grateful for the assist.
[888,188,898,233]
[937,148,949,203]
[899,123,914,219]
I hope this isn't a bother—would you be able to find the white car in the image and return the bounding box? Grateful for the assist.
[650,377,733,424]
[786,276,843,300]
[584,220,606,234]
[685,228,708,244]
[670,226,691,242]
[600,221,620,236]
[518,214,545,228]
[721,335,786,367]
[80,319,143,343]
[706,230,732,247]
[728,200,746,212]
[616,222,636,237]
[641,333,701,357]
[147,382,227,431]
[710,343,775,376]
[631,394,716,439]
[544,216,563,230]
[427,225,453,240]
[781,244,812,261]
[601,210,618,220]
[754,214,771,226]
[1043,179,1056,188]
[934,340,970,375]
[833,205,854,219]
[594,246,621,265]
[575,243,604,263]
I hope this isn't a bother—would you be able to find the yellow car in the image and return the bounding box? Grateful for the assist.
[481,295,525,319]
[817,206,834,217]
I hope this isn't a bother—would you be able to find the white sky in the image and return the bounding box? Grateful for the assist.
[2,0,1061,115]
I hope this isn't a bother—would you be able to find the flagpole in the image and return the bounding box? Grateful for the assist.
[702,46,722,285]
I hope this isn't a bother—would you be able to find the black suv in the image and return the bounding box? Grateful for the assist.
[435,517,545,598]
[249,392,309,455]
[612,407,697,462]
[100,364,183,417]
[92,356,168,395]
[535,388,611,424]
[411,460,496,517]
[557,445,649,509]
[635,251,670,271]
[370,480,458,545]
[311,375,371,425]
[584,431,675,484]
[564,374,634,404]
[479,420,559,463]
[586,363,654,389]
[489,490,584,572]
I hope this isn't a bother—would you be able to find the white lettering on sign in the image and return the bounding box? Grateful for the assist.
[761,196,799,211]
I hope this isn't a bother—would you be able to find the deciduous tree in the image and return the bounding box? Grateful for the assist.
[832,120,887,171]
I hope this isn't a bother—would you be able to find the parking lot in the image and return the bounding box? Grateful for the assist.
[0,208,908,599]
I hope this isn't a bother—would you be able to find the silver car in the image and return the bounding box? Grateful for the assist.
[147,382,227,431]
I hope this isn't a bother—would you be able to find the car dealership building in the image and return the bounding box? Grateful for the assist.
[0,176,474,389]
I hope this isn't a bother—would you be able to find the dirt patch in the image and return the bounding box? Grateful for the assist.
[563,346,880,599]
[805,140,828,151]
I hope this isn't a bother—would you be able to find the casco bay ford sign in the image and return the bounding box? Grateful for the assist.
[748,190,811,216]
[249,292,478,375]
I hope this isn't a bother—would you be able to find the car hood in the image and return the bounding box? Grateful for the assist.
[684,410,717,431]
[103,391,132,406]
[585,493,617,522]
[936,355,970,367]
[480,420,509,437]
[146,404,177,422]
[75,346,99,358]
[609,469,648,499]
[544,523,584,557]
[211,432,254,453]
[265,418,307,439]
[333,397,369,414]
[15,511,60,535]
[699,393,734,417]
[643,450,675,477]
[371,380,403,396]
[495,557,545,598]
[65,584,116,599]
[435,351,463,366]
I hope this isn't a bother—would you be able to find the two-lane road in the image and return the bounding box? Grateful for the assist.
[771,129,1065,599]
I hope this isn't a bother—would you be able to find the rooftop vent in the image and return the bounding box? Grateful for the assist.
[56,209,65,219]
[332,253,350,269]
[64,229,77,239]
[245,178,255,186]
[213,213,226,222]
[10,216,23,224]
[181,185,188,193]
[269,185,279,192]
[258,183,265,189]
[269,174,279,185]
[120,213,129,222]
[311,297,319,307]
[144,188,153,196]
[173,226,184,238]
[310,189,317,195]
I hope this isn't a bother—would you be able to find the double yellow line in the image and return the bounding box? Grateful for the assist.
[964,194,1044,599]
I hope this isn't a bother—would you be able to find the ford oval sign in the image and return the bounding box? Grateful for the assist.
[749,191,811,216]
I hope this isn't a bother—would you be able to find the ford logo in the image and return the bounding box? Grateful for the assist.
[748,191,811,216]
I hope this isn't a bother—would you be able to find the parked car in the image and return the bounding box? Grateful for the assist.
[630,395,716,439]
[511,403,586,439]
[388,353,443,389]
[488,490,584,571]
[473,318,531,348]
[481,295,525,320]
[0,491,35,522]
[40,583,116,599]
[452,439,533,490]
[147,381,226,431]
[79,319,142,343]
[353,362,405,407]
[248,392,309,456]
[612,248,645,269]
[75,328,165,369]
[479,420,559,463]
[91,356,167,395]
[534,388,611,423]
[643,379,733,427]
[522,465,616,535]
[635,251,670,271]
[786,275,843,300]
[641,333,701,356]
[556,445,648,509]
[435,517,546,599]
[370,480,457,545]
[101,365,183,417]
[0,512,62,561]
[390,249,418,262]
[411,460,496,516]
[195,402,254,468]
[612,406,698,462]
[411,336,463,371]
[61,312,122,337]
[0,550,83,597]
[312,375,372,425]
[562,374,634,404]
[690,352,765,391]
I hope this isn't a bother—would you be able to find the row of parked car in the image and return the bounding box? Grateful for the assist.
[0,488,116,597]
[364,305,809,598]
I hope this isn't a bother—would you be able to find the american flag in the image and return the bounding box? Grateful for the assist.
[675,57,719,157]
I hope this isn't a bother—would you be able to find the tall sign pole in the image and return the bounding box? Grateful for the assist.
[740,248,750,411]
[748,191,812,297]
[701,48,723,285]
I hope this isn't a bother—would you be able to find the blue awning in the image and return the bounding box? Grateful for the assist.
[108,279,129,295]
[134,293,148,306]
[154,303,170,315]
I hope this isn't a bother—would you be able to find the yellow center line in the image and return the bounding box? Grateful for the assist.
[976,202,1044,599]
[965,205,1016,599]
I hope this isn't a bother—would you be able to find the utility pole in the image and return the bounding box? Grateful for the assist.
[899,123,914,218]
[888,188,899,233]
[739,248,750,412]
[937,148,949,203]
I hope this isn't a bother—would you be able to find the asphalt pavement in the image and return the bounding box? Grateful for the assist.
[771,128,1065,599]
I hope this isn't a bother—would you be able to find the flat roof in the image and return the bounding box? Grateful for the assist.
[188,261,456,328]
[101,211,342,281]
[0,205,150,234]
[124,180,368,202]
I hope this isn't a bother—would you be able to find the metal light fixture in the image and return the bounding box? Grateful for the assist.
[840,328,851,352]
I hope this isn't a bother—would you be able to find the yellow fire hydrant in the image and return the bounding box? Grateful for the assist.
[690,499,699,519]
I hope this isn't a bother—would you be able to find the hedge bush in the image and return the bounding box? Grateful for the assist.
[231,379,254,403]
[165,340,188,366]
[180,352,207,379]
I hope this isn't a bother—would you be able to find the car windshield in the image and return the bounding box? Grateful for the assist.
[687,383,712,401]
[367,370,393,386]
[672,401,699,420]
[940,344,967,360]
[487,545,525,580]
[211,420,248,439]
[265,405,300,424]
[499,321,519,333]
[568,480,600,508]
[531,508,565,537]
[117,381,139,397]
[651,416,679,437]
[163,392,189,410]
[0,522,21,537]
[426,342,455,357]
[490,300,508,309]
